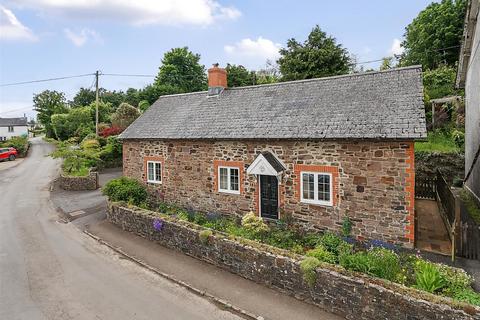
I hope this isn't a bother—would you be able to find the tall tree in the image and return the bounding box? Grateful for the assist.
[111,102,141,130]
[400,0,467,69]
[71,88,96,107]
[225,64,255,87]
[33,90,68,138]
[154,47,207,92]
[277,25,353,81]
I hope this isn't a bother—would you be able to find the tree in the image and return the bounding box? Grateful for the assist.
[380,57,396,71]
[399,0,467,69]
[51,107,92,141]
[154,47,207,92]
[225,64,255,87]
[138,100,151,113]
[71,88,96,107]
[423,65,459,101]
[137,84,180,104]
[111,103,141,130]
[33,90,68,138]
[277,25,353,81]
[255,60,280,84]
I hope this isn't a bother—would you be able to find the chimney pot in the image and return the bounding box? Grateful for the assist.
[208,64,227,94]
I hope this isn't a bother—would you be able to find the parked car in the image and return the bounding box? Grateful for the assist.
[0,147,18,161]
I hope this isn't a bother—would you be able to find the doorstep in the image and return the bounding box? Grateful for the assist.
[86,220,342,320]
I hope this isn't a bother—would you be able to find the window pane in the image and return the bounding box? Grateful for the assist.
[155,163,162,182]
[318,174,330,201]
[302,173,315,200]
[219,168,228,190]
[148,162,154,181]
[230,168,239,191]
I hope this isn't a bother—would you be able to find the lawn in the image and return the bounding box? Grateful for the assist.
[415,131,461,153]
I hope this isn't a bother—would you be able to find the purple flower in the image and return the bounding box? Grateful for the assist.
[153,219,164,231]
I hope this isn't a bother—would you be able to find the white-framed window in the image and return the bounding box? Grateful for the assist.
[147,161,162,184]
[218,166,240,194]
[300,172,333,206]
[8,126,14,132]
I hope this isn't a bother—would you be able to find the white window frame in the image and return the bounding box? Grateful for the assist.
[146,161,162,184]
[218,166,240,194]
[8,126,14,132]
[300,171,333,206]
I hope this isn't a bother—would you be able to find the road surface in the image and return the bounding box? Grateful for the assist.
[0,138,241,320]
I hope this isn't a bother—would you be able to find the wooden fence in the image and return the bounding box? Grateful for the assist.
[457,196,480,260]
[415,170,480,261]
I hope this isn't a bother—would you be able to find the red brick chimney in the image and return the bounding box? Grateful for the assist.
[208,63,227,93]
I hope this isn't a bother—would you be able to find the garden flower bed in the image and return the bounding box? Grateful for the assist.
[103,177,480,319]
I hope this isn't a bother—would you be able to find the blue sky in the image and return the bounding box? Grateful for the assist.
[0,0,434,119]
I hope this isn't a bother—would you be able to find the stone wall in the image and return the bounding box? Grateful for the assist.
[58,170,98,191]
[107,203,479,320]
[123,139,415,247]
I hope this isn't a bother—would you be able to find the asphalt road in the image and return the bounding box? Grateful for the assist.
[0,138,241,320]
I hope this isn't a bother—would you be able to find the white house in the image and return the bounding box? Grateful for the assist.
[457,0,480,202]
[0,117,29,141]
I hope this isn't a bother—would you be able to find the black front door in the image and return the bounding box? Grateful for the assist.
[260,175,278,219]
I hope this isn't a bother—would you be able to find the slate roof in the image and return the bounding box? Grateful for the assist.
[0,117,28,127]
[261,151,286,172]
[120,66,427,140]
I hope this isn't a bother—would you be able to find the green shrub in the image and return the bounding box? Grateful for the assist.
[340,251,376,275]
[102,177,148,206]
[300,257,321,287]
[452,288,480,306]
[0,136,29,156]
[339,248,401,282]
[341,216,353,237]
[241,212,270,235]
[319,232,343,256]
[306,245,336,264]
[199,230,213,244]
[414,260,446,293]
[81,138,100,150]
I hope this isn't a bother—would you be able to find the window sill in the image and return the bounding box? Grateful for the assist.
[218,189,240,195]
[300,199,333,207]
[147,180,162,185]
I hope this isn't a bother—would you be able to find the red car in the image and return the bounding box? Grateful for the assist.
[0,147,18,161]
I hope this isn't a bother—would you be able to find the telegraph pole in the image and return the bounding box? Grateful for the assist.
[95,70,99,137]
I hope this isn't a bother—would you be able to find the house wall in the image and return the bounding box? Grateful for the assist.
[123,139,415,247]
[464,7,480,201]
[0,126,28,141]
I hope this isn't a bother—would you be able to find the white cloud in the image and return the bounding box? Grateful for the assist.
[0,5,37,41]
[224,37,281,65]
[11,0,241,26]
[64,28,102,47]
[389,38,404,56]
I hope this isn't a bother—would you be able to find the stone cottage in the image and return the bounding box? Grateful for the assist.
[119,65,427,248]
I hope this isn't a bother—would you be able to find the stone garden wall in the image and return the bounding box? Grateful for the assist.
[58,169,98,191]
[107,203,480,320]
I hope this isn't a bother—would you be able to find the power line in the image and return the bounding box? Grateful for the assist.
[0,73,95,87]
[101,73,156,78]
[0,106,33,115]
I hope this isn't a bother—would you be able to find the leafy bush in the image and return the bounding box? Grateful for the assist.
[100,126,123,138]
[0,136,29,156]
[414,260,446,293]
[199,230,213,244]
[81,138,100,150]
[341,216,352,237]
[98,136,123,167]
[340,248,401,282]
[102,177,148,206]
[300,257,321,287]
[241,212,270,235]
[306,246,336,264]
[319,232,343,256]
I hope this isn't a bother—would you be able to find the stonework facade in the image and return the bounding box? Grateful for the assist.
[123,139,415,247]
